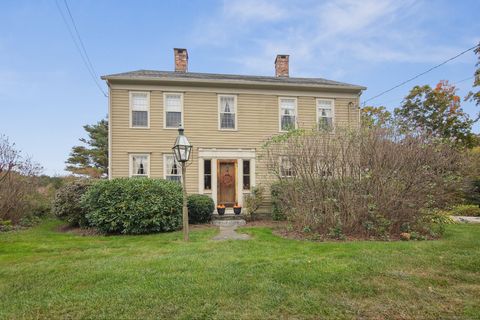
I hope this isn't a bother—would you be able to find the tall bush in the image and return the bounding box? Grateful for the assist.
[52,180,92,227]
[263,127,466,238]
[82,178,182,234]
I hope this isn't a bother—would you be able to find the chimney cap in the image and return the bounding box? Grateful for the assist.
[275,54,289,62]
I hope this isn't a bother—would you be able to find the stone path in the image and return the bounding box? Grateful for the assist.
[451,216,480,224]
[212,219,251,241]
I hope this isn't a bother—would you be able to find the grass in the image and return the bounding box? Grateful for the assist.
[1,220,480,319]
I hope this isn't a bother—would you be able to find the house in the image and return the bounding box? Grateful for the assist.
[101,48,365,213]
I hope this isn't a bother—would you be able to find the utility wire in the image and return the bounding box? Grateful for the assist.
[363,44,480,105]
[55,0,108,97]
[371,75,477,108]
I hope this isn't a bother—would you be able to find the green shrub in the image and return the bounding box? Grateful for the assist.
[449,204,480,217]
[187,194,214,224]
[82,178,183,234]
[52,180,93,227]
[244,186,265,218]
[270,182,286,221]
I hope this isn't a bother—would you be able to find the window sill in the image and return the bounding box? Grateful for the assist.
[218,128,238,132]
[130,127,150,130]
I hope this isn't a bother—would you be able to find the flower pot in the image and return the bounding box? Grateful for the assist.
[233,207,242,215]
[217,207,225,215]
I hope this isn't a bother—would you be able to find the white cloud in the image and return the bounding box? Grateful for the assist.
[191,0,475,79]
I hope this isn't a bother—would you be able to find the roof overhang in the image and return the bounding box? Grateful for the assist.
[101,75,366,93]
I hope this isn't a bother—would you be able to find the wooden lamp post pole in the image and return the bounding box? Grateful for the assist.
[182,164,188,241]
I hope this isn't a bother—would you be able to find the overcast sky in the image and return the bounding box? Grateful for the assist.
[1,0,479,175]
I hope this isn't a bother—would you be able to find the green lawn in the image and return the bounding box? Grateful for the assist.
[1,221,479,319]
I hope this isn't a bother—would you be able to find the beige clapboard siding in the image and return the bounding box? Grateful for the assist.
[110,87,360,201]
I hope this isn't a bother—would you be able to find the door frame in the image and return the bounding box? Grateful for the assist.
[217,159,237,207]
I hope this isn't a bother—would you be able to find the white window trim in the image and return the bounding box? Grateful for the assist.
[163,92,184,129]
[129,153,150,178]
[316,98,335,131]
[278,97,298,132]
[129,91,150,129]
[279,156,294,178]
[163,153,182,182]
[218,94,238,131]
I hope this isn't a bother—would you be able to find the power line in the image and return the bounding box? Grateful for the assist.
[363,44,480,105]
[370,75,477,108]
[55,0,107,97]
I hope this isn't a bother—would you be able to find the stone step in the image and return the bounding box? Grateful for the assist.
[212,219,247,227]
[212,213,246,220]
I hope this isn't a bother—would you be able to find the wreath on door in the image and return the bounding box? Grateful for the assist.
[222,169,233,186]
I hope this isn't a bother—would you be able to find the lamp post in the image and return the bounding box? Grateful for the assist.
[172,125,193,241]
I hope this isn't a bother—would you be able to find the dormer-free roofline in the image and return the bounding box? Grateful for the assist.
[101,70,366,93]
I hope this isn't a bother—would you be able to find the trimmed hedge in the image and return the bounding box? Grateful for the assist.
[187,194,214,224]
[52,180,93,227]
[82,178,183,234]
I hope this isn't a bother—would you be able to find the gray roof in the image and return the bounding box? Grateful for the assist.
[101,70,366,91]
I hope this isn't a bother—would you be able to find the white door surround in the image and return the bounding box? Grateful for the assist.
[198,148,256,207]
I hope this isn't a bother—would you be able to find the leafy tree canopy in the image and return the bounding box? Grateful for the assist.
[65,118,108,178]
[465,42,480,120]
[395,80,475,148]
[361,106,392,128]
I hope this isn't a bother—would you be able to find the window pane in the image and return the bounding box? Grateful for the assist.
[281,157,293,177]
[281,98,295,110]
[132,155,148,176]
[132,110,148,127]
[317,100,332,110]
[204,175,211,190]
[243,175,250,190]
[204,160,211,174]
[318,117,333,130]
[221,113,235,129]
[166,111,181,128]
[243,160,250,175]
[132,93,148,111]
[220,96,235,113]
[281,115,295,131]
[167,176,181,182]
[165,94,182,112]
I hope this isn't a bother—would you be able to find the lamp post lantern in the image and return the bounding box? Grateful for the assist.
[172,125,193,241]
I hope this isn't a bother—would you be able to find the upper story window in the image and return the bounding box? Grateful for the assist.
[218,95,237,130]
[130,92,149,128]
[317,99,334,131]
[164,154,181,182]
[164,93,183,129]
[130,154,149,177]
[279,97,297,132]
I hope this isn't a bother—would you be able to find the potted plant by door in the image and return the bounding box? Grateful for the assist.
[217,204,226,215]
[233,203,242,215]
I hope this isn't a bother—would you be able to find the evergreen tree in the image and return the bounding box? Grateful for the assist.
[65,119,108,178]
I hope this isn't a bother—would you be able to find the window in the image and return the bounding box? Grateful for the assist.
[164,154,181,182]
[219,95,236,130]
[164,93,183,128]
[130,154,149,177]
[204,159,212,190]
[279,98,297,131]
[130,92,149,128]
[243,160,250,190]
[317,99,334,130]
[280,157,294,177]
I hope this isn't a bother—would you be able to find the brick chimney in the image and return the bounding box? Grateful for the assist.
[174,48,188,72]
[275,54,289,77]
